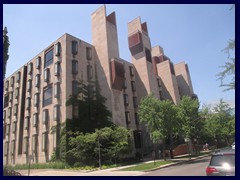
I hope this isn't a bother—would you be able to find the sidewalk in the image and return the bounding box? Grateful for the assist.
[16,151,211,176]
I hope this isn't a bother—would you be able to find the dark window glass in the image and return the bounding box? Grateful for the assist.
[35,74,40,87]
[131,81,136,92]
[44,68,50,82]
[124,94,129,106]
[134,113,139,125]
[54,62,60,76]
[86,47,92,60]
[145,48,152,63]
[43,85,53,107]
[10,77,14,87]
[123,79,127,89]
[15,88,19,99]
[4,94,9,108]
[210,155,235,166]
[72,41,78,55]
[87,65,93,80]
[133,96,138,108]
[28,63,33,74]
[44,49,54,68]
[55,42,61,56]
[16,72,21,83]
[125,111,131,124]
[72,60,78,74]
[129,66,134,76]
[5,81,9,91]
[72,81,78,95]
[36,57,41,69]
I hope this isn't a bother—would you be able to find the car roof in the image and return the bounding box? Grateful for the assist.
[212,148,235,155]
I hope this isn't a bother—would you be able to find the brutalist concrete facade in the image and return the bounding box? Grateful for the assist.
[3,5,196,165]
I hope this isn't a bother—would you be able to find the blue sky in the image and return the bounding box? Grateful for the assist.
[3,4,235,108]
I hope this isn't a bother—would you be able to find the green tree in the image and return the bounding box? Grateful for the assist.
[217,39,235,91]
[138,93,179,160]
[177,96,200,142]
[67,126,131,166]
[3,27,10,80]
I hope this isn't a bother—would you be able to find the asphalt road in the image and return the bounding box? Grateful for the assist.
[142,156,211,176]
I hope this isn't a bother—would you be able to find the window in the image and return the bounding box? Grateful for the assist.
[28,63,33,75]
[87,65,93,80]
[145,48,152,63]
[125,111,131,124]
[26,97,31,110]
[12,122,17,133]
[131,81,136,92]
[72,60,78,74]
[24,117,29,129]
[134,113,139,125]
[35,74,40,87]
[124,94,129,106]
[6,124,10,135]
[36,56,41,69]
[4,94,9,108]
[44,48,54,67]
[54,105,59,121]
[7,108,11,118]
[42,132,47,152]
[72,81,78,96]
[11,140,15,155]
[23,137,28,154]
[10,76,14,87]
[9,92,13,102]
[34,93,39,107]
[5,80,9,91]
[133,96,138,108]
[27,80,32,92]
[129,66,134,76]
[43,85,52,106]
[54,82,60,98]
[33,113,38,127]
[86,47,92,60]
[14,104,18,116]
[4,142,9,156]
[123,79,127,89]
[55,42,61,56]
[44,68,50,82]
[32,135,37,153]
[54,62,60,76]
[16,72,21,83]
[3,110,6,121]
[72,40,78,55]
[15,88,19,99]
[42,109,48,124]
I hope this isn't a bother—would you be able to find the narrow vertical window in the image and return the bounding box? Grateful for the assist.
[54,62,60,76]
[72,80,78,96]
[86,47,92,60]
[26,97,31,110]
[42,109,48,124]
[72,40,78,55]
[73,104,78,119]
[11,140,15,155]
[24,117,29,129]
[3,110,6,121]
[44,68,50,82]
[55,42,61,56]
[5,80,9,91]
[27,80,32,92]
[43,85,52,106]
[129,66,134,76]
[54,105,59,121]
[9,92,13,102]
[36,56,41,69]
[34,93,39,107]
[133,96,138,108]
[44,48,53,67]
[54,82,60,98]
[28,63,33,75]
[87,65,93,80]
[35,74,40,87]
[123,79,127,89]
[32,135,37,153]
[10,76,14,87]
[14,104,18,115]
[125,111,131,124]
[42,132,47,152]
[33,113,38,127]
[6,124,10,135]
[72,60,78,74]
[23,137,28,154]
[7,108,11,118]
[16,72,21,83]
[15,87,19,99]
[4,142,9,156]
[12,122,17,133]
[134,113,139,125]
[124,94,129,106]
[131,81,136,92]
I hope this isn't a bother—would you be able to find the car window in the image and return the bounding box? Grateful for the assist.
[210,155,235,167]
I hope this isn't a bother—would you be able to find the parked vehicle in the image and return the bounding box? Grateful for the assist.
[206,148,235,176]
[231,142,235,149]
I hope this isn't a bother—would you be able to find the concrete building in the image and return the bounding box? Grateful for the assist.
[3,5,196,165]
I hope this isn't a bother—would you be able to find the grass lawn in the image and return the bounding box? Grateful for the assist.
[120,161,172,171]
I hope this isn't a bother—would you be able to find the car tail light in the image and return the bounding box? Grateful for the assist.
[206,167,217,175]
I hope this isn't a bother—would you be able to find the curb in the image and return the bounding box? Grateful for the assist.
[143,154,210,172]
